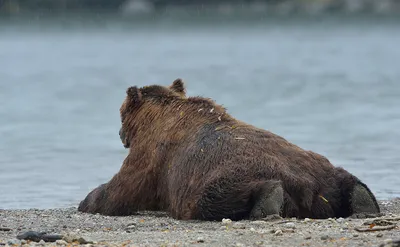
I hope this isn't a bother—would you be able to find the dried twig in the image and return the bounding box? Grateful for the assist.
[355,219,397,232]
[355,225,396,232]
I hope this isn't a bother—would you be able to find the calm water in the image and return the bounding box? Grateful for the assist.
[1,15,399,209]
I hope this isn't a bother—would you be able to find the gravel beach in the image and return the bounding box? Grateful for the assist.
[1,199,399,247]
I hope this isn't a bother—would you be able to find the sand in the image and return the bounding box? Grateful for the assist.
[1,199,399,247]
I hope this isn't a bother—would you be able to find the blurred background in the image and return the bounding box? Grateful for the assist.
[0,0,399,209]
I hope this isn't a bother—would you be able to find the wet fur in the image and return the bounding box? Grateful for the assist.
[78,79,380,220]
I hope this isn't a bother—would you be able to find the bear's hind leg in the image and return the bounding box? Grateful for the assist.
[249,180,284,220]
[350,181,380,216]
[194,177,284,221]
[335,168,380,218]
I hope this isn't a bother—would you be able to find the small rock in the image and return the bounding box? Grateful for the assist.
[56,240,68,245]
[7,239,21,246]
[274,230,283,236]
[353,234,359,237]
[16,231,45,242]
[376,233,384,238]
[235,243,245,247]
[232,222,246,229]
[336,217,345,223]
[321,235,331,240]
[38,240,46,245]
[196,237,204,243]
[304,218,312,222]
[284,222,296,229]
[222,218,232,225]
[251,220,266,225]
[63,234,92,244]
[304,236,312,240]
[125,224,136,231]
[220,226,227,230]
[249,227,256,232]
[21,240,27,244]
[0,227,12,232]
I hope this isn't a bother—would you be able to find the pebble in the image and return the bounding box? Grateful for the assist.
[304,218,312,222]
[251,220,267,225]
[353,234,359,237]
[125,224,136,231]
[56,240,68,245]
[7,239,21,246]
[63,234,92,244]
[321,235,331,240]
[196,237,204,243]
[336,217,345,223]
[38,240,46,245]
[232,222,246,229]
[235,243,245,247]
[376,233,384,238]
[274,229,283,236]
[222,218,232,225]
[304,236,312,240]
[284,222,296,229]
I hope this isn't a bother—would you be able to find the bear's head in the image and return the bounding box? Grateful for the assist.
[119,78,186,148]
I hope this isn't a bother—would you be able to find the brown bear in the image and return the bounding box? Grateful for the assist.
[78,79,380,221]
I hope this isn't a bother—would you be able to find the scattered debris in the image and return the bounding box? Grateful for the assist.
[355,219,397,232]
[319,195,329,203]
[222,218,232,225]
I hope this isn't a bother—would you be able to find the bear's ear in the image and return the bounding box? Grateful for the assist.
[126,86,142,104]
[169,78,186,96]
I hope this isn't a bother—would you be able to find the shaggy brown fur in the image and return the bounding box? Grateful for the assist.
[78,79,380,221]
